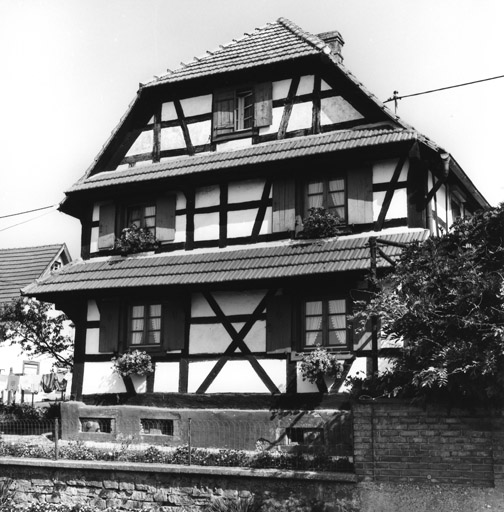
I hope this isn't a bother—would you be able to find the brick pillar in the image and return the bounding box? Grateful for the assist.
[352,403,374,481]
[492,411,504,489]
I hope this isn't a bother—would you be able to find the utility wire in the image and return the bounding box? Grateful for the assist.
[0,208,56,233]
[0,204,57,220]
[384,73,504,112]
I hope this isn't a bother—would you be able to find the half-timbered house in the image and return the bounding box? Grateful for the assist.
[24,18,488,445]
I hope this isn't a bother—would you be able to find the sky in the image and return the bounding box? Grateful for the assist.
[1,0,503,260]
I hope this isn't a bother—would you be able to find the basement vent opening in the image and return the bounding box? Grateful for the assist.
[80,418,113,434]
[140,418,174,436]
[286,427,324,445]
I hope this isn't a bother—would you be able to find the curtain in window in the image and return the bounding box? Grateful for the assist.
[148,305,162,344]
[328,299,346,345]
[307,181,324,210]
[328,178,345,219]
[305,300,323,346]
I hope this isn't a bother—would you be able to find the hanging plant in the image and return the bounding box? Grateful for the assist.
[298,207,342,239]
[112,350,154,377]
[114,224,160,255]
[299,345,343,384]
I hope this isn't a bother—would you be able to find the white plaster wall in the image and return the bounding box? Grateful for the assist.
[82,362,126,394]
[188,359,285,393]
[287,102,313,132]
[437,183,448,228]
[174,214,186,243]
[126,130,153,156]
[321,80,331,91]
[297,75,315,96]
[194,212,219,241]
[190,320,265,354]
[272,79,291,100]
[188,121,211,146]
[373,189,407,222]
[338,357,367,393]
[296,363,319,393]
[160,126,185,150]
[180,94,212,117]
[87,300,99,321]
[92,204,101,222]
[320,96,363,125]
[227,208,258,238]
[228,180,265,203]
[90,227,99,253]
[192,290,266,317]
[373,159,409,183]
[161,102,177,122]
[153,362,180,392]
[258,106,283,137]
[216,138,252,151]
[195,185,220,208]
[85,328,100,355]
[176,190,187,210]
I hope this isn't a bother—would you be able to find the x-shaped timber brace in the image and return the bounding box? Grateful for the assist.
[196,289,280,394]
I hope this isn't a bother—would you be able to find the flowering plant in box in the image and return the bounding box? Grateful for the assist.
[299,345,343,384]
[298,207,342,239]
[112,350,154,377]
[114,224,159,255]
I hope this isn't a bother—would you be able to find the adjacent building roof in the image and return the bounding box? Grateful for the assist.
[0,244,71,304]
[68,127,420,194]
[23,230,429,298]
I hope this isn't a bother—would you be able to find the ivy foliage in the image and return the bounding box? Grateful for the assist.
[352,204,504,405]
[0,298,73,370]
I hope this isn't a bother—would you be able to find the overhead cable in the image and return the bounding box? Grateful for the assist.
[0,204,57,220]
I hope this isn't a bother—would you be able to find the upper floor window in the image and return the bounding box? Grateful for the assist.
[304,298,347,349]
[213,82,272,141]
[130,304,162,346]
[306,177,346,221]
[128,204,156,235]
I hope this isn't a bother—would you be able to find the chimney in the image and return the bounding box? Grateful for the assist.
[317,30,345,64]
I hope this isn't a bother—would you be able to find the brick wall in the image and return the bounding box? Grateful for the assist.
[353,400,504,488]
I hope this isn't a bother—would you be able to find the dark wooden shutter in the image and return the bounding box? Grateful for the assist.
[347,165,373,224]
[99,300,120,353]
[254,82,272,128]
[156,195,176,242]
[213,88,235,138]
[266,295,292,353]
[161,299,186,351]
[407,158,428,228]
[272,179,296,232]
[98,203,116,250]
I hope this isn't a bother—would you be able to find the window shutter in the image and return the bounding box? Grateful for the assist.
[254,82,272,128]
[156,195,176,242]
[98,203,116,250]
[347,165,373,224]
[213,89,235,138]
[99,300,120,353]
[161,299,186,351]
[272,179,296,232]
[266,295,292,353]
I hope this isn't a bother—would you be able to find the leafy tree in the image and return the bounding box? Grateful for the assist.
[352,204,504,405]
[0,298,73,370]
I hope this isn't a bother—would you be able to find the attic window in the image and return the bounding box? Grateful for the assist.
[213,82,272,141]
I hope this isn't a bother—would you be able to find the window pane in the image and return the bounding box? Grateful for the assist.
[308,181,324,195]
[131,319,144,332]
[149,304,161,317]
[306,301,323,315]
[328,330,346,346]
[144,205,156,217]
[306,330,322,346]
[148,330,161,344]
[132,305,144,318]
[329,178,345,192]
[329,314,346,330]
[328,300,346,314]
[328,191,345,208]
[131,332,143,345]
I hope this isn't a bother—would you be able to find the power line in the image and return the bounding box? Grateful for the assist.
[0,204,57,220]
[0,208,56,233]
[384,73,504,112]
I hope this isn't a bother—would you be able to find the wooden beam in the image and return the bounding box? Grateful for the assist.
[277,76,300,140]
[174,99,195,156]
[251,180,272,241]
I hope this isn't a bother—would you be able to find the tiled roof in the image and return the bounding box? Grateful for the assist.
[68,128,419,194]
[23,230,429,298]
[0,245,68,304]
[143,18,326,86]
